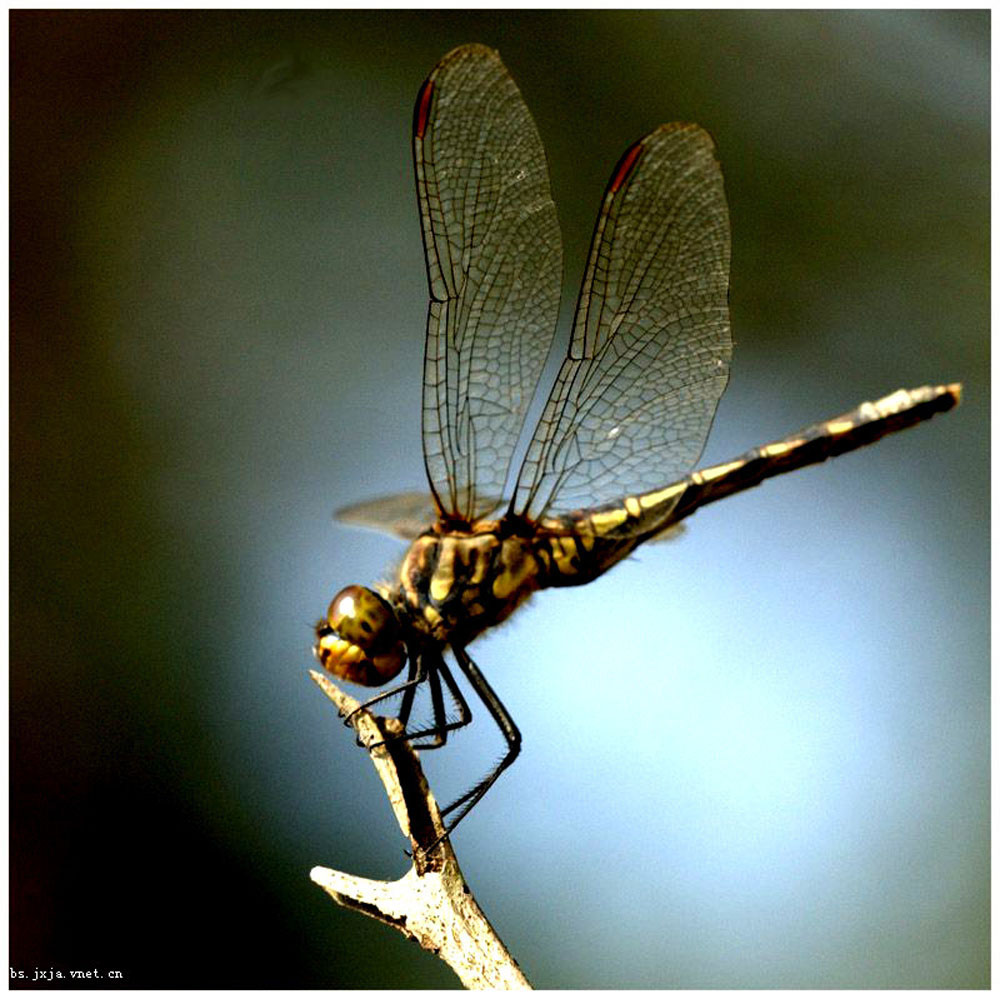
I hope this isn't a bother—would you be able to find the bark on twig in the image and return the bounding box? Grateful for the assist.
[309,670,532,990]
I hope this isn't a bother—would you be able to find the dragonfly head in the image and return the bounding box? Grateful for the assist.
[315,585,407,686]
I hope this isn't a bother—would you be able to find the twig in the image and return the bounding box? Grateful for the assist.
[309,670,532,990]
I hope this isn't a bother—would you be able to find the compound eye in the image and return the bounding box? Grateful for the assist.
[327,585,399,650]
[316,585,406,687]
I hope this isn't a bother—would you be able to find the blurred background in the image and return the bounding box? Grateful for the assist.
[11,9,988,989]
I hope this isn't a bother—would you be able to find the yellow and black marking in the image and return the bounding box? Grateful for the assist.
[396,528,543,646]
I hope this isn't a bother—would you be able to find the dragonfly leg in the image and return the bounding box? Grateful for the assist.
[425,645,521,849]
[343,653,426,741]
[407,659,472,750]
[397,660,445,750]
[357,653,473,751]
[396,653,422,730]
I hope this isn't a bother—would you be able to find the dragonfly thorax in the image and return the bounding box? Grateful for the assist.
[395,527,543,646]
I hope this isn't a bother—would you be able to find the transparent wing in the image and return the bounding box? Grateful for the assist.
[513,123,731,522]
[335,489,505,540]
[414,44,563,522]
[335,492,438,540]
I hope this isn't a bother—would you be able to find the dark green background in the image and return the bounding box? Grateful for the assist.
[12,10,988,989]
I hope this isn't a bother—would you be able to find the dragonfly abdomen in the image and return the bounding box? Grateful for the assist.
[532,511,647,587]
[664,383,961,526]
[533,383,962,581]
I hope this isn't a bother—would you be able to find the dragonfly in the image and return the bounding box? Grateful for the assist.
[315,43,960,841]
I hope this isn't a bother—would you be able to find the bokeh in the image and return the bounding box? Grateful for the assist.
[11,9,988,989]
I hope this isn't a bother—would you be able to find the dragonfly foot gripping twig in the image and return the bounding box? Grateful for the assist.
[308,670,532,990]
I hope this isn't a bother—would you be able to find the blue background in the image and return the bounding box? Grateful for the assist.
[11,9,988,989]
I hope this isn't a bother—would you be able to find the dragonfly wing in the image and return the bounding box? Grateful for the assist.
[513,123,731,522]
[414,44,563,523]
[334,492,438,540]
